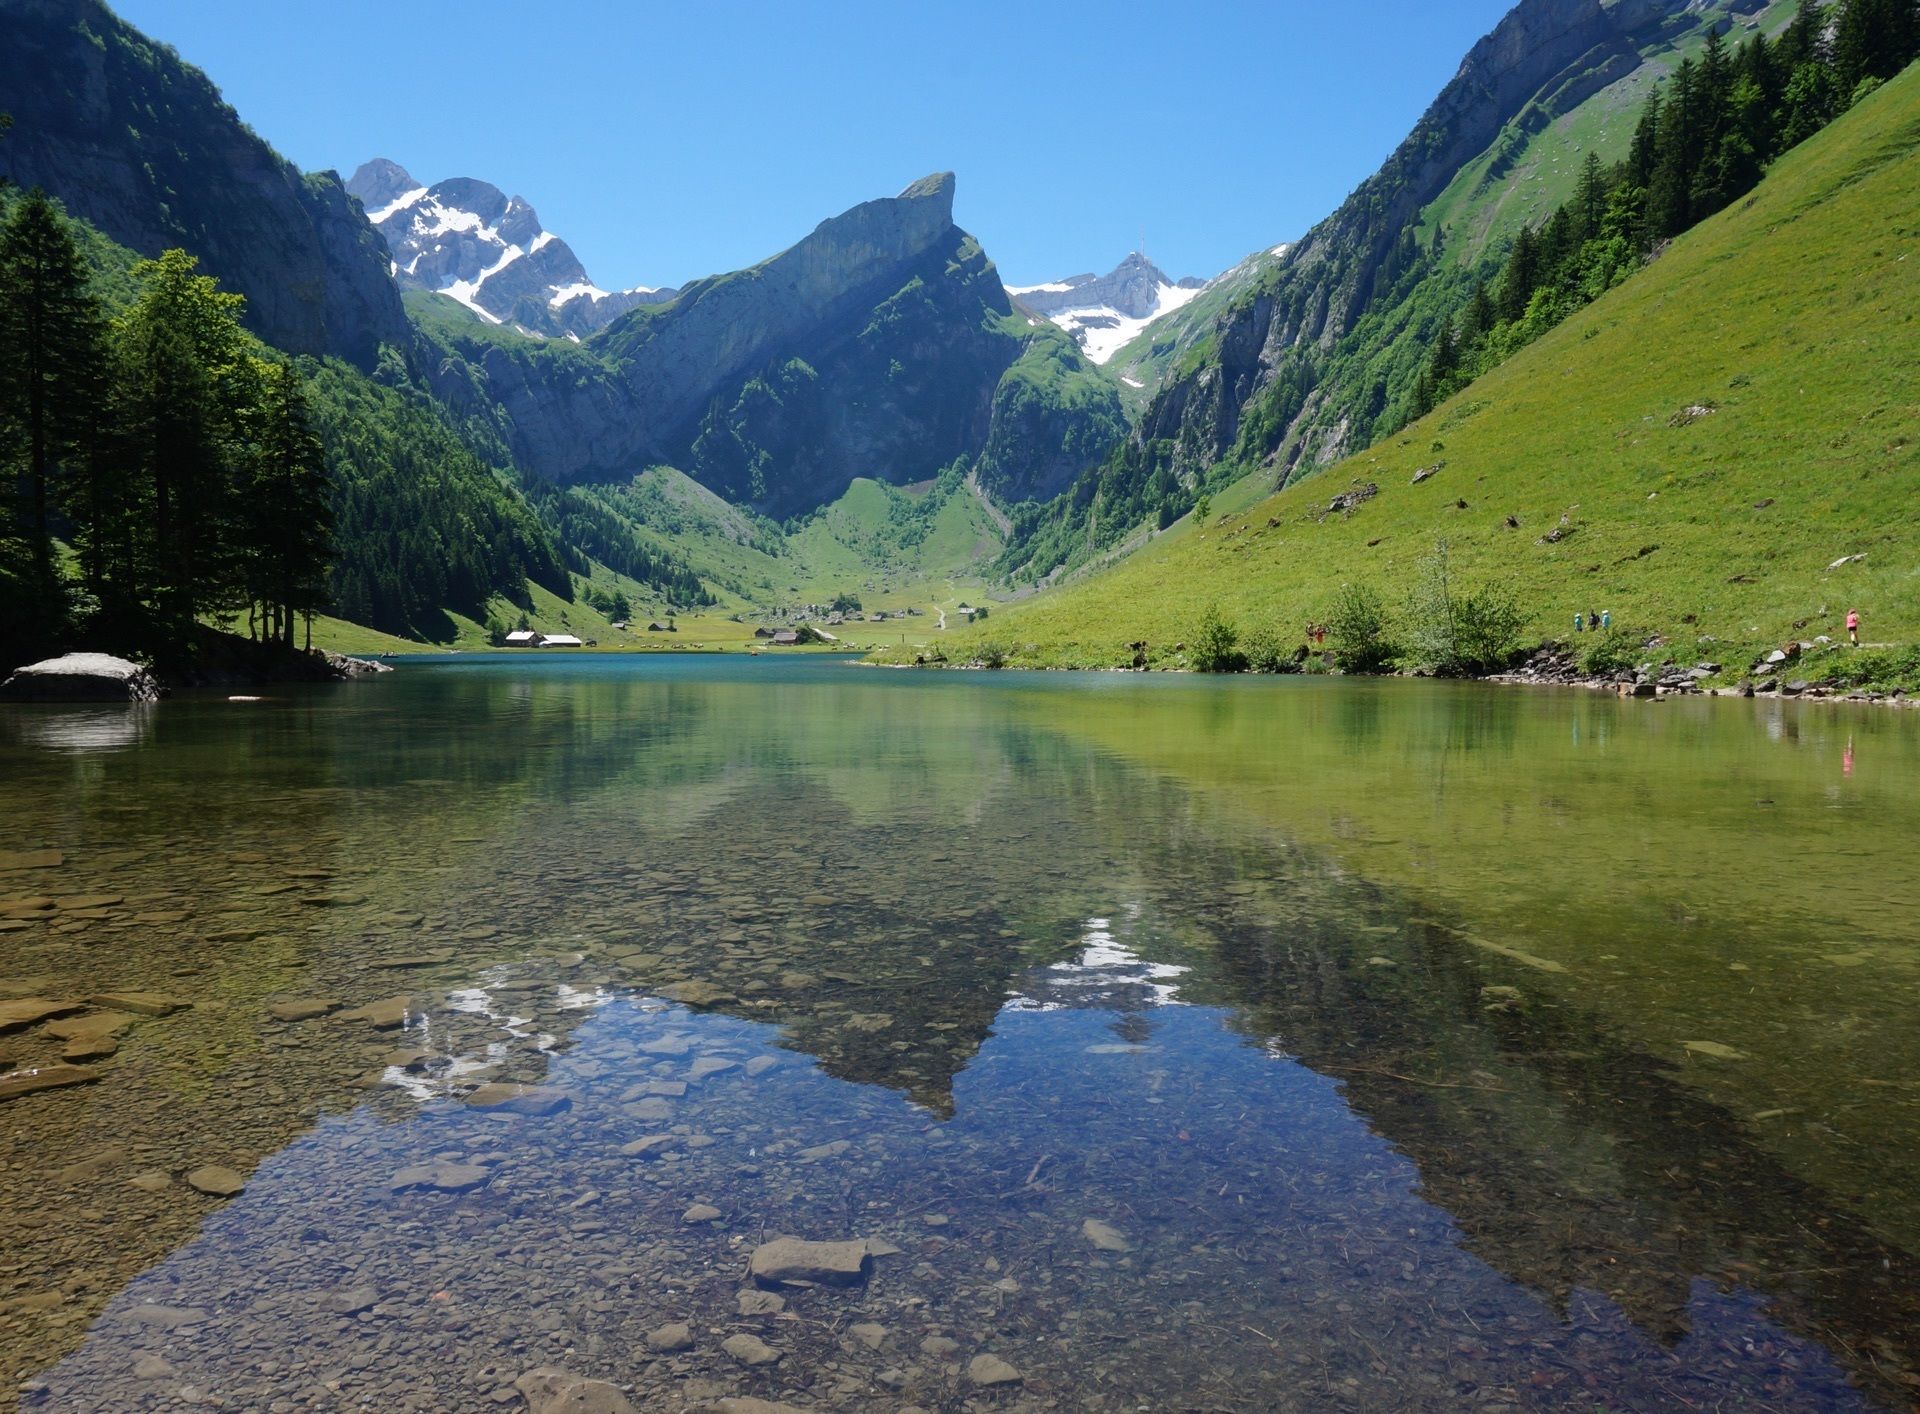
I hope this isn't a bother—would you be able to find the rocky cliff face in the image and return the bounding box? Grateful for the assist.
[346,159,674,338]
[0,0,408,368]
[424,173,1125,519]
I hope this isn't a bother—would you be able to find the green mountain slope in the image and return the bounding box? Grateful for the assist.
[1004,0,1805,585]
[940,62,1920,667]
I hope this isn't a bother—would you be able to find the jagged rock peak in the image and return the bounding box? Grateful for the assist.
[345,158,420,215]
[346,158,674,339]
[898,171,957,212]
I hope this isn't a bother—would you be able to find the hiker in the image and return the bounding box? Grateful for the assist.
[1588,609,1601,634]
[1574,612,1584,634]
[1600,609,1610,631]
[1846,608,1860,645]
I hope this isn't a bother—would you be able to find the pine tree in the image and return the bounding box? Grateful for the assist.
[244,362,334,647]
[113,250,258,635]
[0,190,107,616]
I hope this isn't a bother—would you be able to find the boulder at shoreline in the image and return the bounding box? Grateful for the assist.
[0,654,162,703]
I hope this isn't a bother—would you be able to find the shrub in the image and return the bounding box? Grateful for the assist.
[1326,583,1395,673]
[1402,539,1528,675]
[1453,583,1527,673]
[971,641,1009,670]
[1579,627,1644,677]
[1191,604,1246,672]
[1242,626,1292,674]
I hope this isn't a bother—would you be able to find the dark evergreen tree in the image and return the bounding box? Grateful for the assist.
[245,362,333,647]
[0,189,106,619]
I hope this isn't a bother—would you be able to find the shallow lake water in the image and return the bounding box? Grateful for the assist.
[1,655,1917,1411]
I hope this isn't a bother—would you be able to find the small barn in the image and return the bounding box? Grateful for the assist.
[541,633,584,648]
[503,629,540,647]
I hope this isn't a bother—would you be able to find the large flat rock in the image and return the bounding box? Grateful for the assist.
[514,1367,636,1414]
[464,1083,572,1116]
[0,1064,102,1102]
[0,653,162,702]
[83,992,189,1017]
[748,1236,871,1288]
[0,999,84,1035]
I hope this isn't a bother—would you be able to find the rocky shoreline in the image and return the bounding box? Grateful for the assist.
[0,647,389,703]
[1489,642,1917,708]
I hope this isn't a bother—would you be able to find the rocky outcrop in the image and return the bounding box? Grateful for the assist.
[0,0,409,367]
[0,654,162,703]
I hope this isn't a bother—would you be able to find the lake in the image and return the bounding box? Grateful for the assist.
[2,655,1917,1412]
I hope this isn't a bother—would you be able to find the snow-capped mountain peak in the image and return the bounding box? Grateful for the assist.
[1006,252,1206,364]
[346,159,675,338]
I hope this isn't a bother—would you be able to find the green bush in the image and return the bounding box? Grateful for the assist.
[1191,604,1246,672]
[1579,627,1644,677]
[970,640,1010,669]
[1242,625,1293,674]
[1402,539,1528,675]
[1326,583,1395,673]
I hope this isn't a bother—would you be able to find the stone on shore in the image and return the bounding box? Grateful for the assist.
[0,653,162,703]
[749,1236,871,1288]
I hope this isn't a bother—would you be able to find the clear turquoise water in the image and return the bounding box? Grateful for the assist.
[2,655,1917,1411]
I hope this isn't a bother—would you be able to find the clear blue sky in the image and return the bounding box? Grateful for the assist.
[112,0,1515,290]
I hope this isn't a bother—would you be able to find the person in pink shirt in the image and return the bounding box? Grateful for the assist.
[1846,608,1860,645]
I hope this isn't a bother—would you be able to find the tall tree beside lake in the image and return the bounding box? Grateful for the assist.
[0,187,107,653]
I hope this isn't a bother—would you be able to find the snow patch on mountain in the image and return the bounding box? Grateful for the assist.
[347,158,675,338]
[1005,252,1208,366]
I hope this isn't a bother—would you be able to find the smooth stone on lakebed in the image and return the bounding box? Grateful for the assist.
[186,1165,245,1197]
[117,1303,206,1329]
[336,996,416,1030]
[268,998,341,1022]
[644,1322,694,1352]
[749,1237,871,1288]
[620,1134,679,1159]
[0,848,63,870]
[0,998,85,1034]
[389,1162,488,1194]
[0,1063,102,1102]
[84,991,188,1017]
[967,1353,1023,1387]
[465,1082,572,1116]
[0,652,161,702]
[721,1333,781,1366]
[736,1288,785,1316]
[1081,1218,1131,1252]
[515,1367,636,1414]
[682,1203,722,1224]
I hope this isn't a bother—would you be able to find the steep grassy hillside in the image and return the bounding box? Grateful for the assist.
[934,63,1920,668]
[1004,0,1808,584]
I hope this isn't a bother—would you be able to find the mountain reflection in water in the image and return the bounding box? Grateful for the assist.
[0,657,1914,1411]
